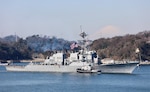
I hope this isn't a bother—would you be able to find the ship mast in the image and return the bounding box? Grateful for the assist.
[79,25,88,62]
[79,25,88,49]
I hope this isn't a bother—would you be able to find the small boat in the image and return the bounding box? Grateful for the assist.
[0,62,9,66]
[76,66,101,74]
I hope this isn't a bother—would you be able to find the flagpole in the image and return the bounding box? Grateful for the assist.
[136,48,141,63]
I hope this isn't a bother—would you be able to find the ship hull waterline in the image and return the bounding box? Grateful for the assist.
[5,63,138,74]
[96,63,138,74]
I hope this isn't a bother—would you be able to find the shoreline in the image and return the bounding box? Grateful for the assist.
[140,61,150,65]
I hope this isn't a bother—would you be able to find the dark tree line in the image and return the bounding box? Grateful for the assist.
[0,39,32,60]
[0,35,72,60]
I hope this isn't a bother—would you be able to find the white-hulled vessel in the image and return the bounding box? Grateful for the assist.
[5,51,97,72]
[6,50,138,73]
[0,62,9,66]
[5,31,139,74]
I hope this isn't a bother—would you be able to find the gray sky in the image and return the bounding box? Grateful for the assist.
[0,0,150,41]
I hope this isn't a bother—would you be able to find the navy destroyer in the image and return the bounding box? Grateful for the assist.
[5,31,138,74]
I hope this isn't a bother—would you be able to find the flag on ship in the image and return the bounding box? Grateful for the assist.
[70,42,78,49]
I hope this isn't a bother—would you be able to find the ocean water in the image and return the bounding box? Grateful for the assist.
[0,65,150,92]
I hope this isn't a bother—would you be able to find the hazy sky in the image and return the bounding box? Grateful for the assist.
[0,0,150,41]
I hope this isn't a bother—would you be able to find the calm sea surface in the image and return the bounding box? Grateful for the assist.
[0,64,150,92]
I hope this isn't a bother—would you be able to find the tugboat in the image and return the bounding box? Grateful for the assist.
[76,65,101,74]
[0,61,9,66]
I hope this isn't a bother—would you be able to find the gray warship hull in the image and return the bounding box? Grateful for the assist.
[5,63,138,74]
[96,63,138,74]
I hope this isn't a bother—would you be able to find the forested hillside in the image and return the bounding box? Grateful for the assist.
[0,31,149,61]
[0,38,32,60]
[90,31,150,61]
[26,35,71,52]
[0,35,72,60]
